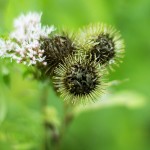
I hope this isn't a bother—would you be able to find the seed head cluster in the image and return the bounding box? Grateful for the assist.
[0,12,125,105]
[89,34,115,65]
[41,34,76,75]
[53,56,105,104]
[64,63,98,96]
[78,23,124,69]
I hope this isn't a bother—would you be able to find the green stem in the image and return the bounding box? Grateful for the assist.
[56,103,74,150]
[40,83,50,150]
[41,83,75,150]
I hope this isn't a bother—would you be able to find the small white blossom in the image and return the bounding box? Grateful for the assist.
[0,39,17,58]
[10,12,55,42]
[0,12,56,66]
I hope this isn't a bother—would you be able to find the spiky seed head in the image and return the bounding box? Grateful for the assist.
[53,55,106,105]
[40,33,76,76]
[77,23,125,69]
[88,34,115,65]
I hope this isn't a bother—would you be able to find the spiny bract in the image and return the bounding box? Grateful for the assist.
[40,33,76,75]
[53,55,106,104]
[77,23,125,70]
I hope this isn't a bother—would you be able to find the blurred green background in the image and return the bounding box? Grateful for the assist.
[0,0,150,150]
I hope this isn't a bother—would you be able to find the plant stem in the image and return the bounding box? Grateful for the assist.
[56,103,74,150]
[40,83,75,150]
[40,83,50,150]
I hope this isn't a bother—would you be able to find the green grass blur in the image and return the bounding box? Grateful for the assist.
[0,0,150,150]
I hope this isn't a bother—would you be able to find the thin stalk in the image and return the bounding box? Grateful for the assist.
[56,103,74,150]
[40,83,50,150]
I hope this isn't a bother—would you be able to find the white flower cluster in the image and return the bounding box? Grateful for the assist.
[0,39,17,58]
[0,12,55,66]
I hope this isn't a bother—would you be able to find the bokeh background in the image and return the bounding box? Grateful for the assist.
[0,0,150,150]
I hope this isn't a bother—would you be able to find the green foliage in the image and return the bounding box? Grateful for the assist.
[0,0,150,150]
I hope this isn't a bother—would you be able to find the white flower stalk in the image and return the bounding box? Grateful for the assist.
[0,12,56,66]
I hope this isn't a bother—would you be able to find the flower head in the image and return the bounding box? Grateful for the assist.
[0,39,17,58]
[10,12,55,42]
[77,23,125,69]
[53,55,106,104]
[0,12,56,66]
[40,33,77,75]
